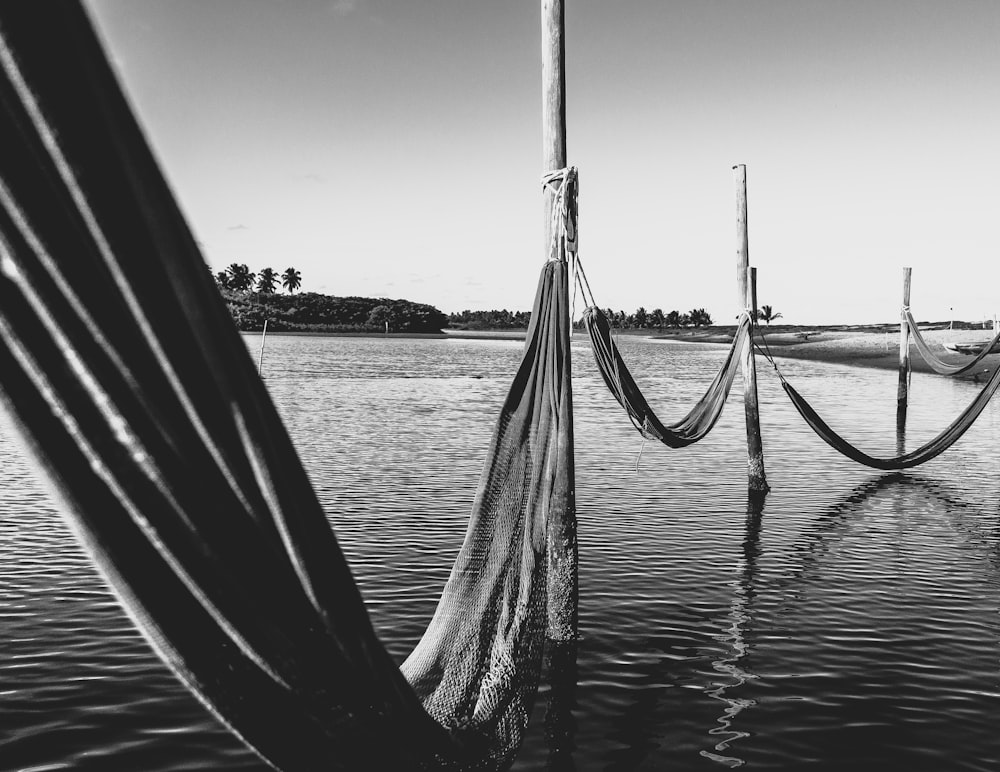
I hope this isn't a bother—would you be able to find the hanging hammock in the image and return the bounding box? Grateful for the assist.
[583,305,753,447]
[905,309,1000,376]
[766,354,1000,470]
[0,4,573,770]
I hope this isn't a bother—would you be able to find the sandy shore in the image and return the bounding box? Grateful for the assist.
[674,326,1000,381]
[262,325,1000,380]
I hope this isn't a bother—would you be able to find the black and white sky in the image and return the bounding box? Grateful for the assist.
[85,0,1000,325]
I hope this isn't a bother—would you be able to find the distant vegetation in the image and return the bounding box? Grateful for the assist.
[221,289,449,333]
[215,263,303,295]
[448,306,718,330]
[757,305,782,325]
[599,307,714,329]
[215,265,447,333]
[448,309,533,330]
[215,266,719,334]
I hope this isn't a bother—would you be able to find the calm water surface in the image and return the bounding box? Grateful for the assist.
[2,333,999,771]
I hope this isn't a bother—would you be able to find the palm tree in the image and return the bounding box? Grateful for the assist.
[665,310,682,328]
[649,308,665,329]
[759,304,782,325]
[256,267,278,294]
[225,263,255,292]
[281,267,302,294]
[688,308,712,327]
[215,271,230,289]
[634,306,648,328]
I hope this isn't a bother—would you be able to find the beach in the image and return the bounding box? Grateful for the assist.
[669,325,1000,381]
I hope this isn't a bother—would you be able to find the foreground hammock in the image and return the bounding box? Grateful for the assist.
[583,306,752,447]
[905,309,1000,376]
[0,4,572,770]
[772,360,1000,470]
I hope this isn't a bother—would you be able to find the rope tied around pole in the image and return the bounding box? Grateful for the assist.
[542,166,580,331]
[541,167,578,263]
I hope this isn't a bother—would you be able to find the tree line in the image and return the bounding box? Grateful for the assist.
[214,264,448,333]
[448,309,532,330]
[221,290,448,333]
[212,265,781,333]
[216,263,302,294]
[448,306,721,330]
[602,307,714,329]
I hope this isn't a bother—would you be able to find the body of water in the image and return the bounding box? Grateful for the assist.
[1,332,999,770]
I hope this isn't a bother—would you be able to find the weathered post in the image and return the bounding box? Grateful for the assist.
[734,165,768,492]
[257,318,268,377]
[542,0,577,641]
[897,267,912,409]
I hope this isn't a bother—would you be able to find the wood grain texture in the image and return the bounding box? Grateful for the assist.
[735,166,769,492]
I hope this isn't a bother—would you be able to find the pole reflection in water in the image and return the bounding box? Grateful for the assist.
[543,639,578,771]
[700,491,765,767]
[896,403,907,457]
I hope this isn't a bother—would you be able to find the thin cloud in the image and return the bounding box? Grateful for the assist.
[303,173,326,184]
[226,224,249,231]
[330,0,359,16]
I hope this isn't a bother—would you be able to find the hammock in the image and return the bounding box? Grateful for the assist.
[774,362,1000,470]
[583,306,753,447]
[905,309,1000,376]
[0,4,573,770]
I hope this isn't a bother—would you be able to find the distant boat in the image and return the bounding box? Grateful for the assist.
[943,340,1000,356]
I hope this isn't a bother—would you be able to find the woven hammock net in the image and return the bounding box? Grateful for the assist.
[583,305,752,447]
[775,363,1000,470]
[905,309,1000,376]
[0,5,574,770]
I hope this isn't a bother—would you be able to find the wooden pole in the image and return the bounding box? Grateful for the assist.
[542,0,567,250]
[542,0,577,641]
[734,165,768,492]
[257,318,268,377]
[897,267,911,408]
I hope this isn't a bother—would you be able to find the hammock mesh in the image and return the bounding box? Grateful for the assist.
[583,306,752,447]
[0,4,572,770]
[778,367,1000,470]
[905,310,1000,376]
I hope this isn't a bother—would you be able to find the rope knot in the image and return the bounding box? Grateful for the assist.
[542,166,578,261]
[540,166,577,191]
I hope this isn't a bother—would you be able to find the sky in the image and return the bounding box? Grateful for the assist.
[83,0,1000,326]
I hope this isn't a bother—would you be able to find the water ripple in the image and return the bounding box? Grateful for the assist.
[1,334,999,769]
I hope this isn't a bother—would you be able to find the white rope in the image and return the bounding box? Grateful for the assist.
[542,166,579,329]
[541,168,577,260]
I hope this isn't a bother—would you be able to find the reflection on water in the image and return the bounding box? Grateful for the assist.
[701,493,765,768]
[2,333,1000,770]
[544,640,579,772]
[896,403,907,456]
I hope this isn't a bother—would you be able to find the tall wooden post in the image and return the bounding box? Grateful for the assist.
[257,319,268,376]
[734,165,768,492]
[897,267,912,409]
[542,0,577,641]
